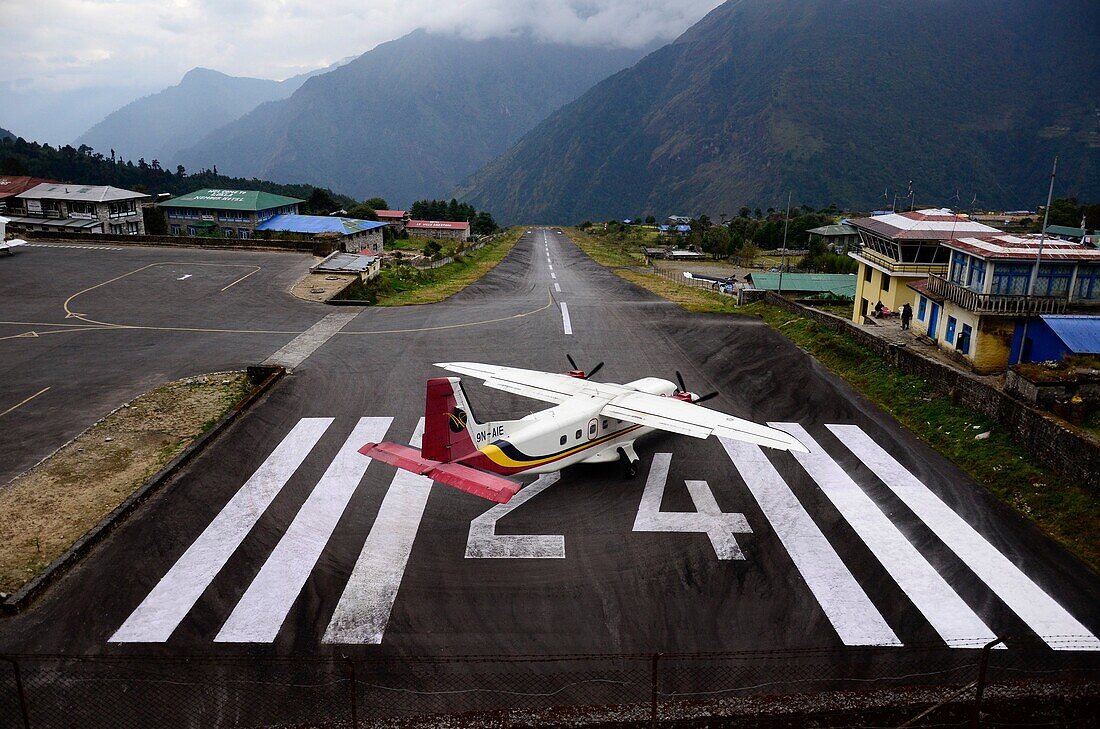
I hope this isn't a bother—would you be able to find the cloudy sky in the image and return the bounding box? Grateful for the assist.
[0,1,723,142]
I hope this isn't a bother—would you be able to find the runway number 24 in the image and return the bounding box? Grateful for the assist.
[464,453,751,560]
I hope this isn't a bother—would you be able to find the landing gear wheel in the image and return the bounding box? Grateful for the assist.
[627,459,640,479]
[618,447,640,479]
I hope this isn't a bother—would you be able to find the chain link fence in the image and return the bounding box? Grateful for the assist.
[2,638,1098,728]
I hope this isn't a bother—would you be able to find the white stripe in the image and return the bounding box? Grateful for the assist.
[550,272,556,279]
[560,302,572,335]
[718,437,901,646]
[554,283,561,292]
[829,424,1100,651]
[323,419,431,644]
[215,417,394,642]
[466,473,563,558]
[111,418,333,642]
[773,423,998,648]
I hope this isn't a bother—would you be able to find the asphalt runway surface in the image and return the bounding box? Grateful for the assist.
[1,231,1097,720]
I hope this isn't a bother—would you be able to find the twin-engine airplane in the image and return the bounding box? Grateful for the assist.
[359,359,808,503]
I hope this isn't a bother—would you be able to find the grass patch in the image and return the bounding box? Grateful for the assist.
[739,301,1100,572]
[349,229,522,306]
[566,226,648,267]
[617,269,740,314]
[1,372,252,595]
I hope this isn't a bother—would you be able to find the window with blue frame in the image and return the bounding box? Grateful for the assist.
[1034,264,1074,297]
[918,296,927,321]
[950,252,968,285]
[945,316,957,343]
[991,263,1032,295]
[956,323,972,355]
[1075,265,1100,300]
[966,259,986,291]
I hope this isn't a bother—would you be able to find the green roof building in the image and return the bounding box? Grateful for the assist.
[158,189,303,239]
[747,272,857,300]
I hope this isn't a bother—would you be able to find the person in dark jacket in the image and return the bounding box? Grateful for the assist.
[900,302,913,330]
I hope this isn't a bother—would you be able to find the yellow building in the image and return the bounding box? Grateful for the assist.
[848,209,1002,322]
[909,233,1100,373]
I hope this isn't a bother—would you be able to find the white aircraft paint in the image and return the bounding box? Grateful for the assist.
[560,302,572,335]
[632,453,750,560]
[465,472,564,558]
[215,417,394,643]
[718,436,902,646]
[323,419,431,644]
[773,423,998,648]
[111,418,333,643]
[829,424,1100,651]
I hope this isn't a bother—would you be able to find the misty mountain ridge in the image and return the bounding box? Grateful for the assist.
[175,30,649,205]
[457,0,1100,223]
[75,62,340,167]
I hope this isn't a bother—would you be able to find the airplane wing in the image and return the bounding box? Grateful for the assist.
[601,391,809,453]
[435,361,624,404]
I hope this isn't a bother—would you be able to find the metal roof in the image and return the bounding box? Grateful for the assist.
[850,209,1001,241]
[407,219,469,230]
[0,176,58,199]
[312,252,378,273]
[3,215,102,229]
[374,209,407,218]
[807,224,857,237]
[16,182,148,203]
[1039,315,1100,354]
[1044,225,1094,238]
[944,233,1100,262]
[159,188,303,211]
[748,272,857,297]
[255,214,386,235]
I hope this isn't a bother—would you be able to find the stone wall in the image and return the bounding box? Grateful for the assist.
[22,229,337,257]
[763,292,1100,491]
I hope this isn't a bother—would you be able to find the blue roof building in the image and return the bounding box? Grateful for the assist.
[256,214,387,254]
[1011,315,1100,363]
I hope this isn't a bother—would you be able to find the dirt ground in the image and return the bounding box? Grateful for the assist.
[0,372,251,596]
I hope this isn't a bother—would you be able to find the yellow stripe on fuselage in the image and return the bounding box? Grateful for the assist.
[478,425,643,469]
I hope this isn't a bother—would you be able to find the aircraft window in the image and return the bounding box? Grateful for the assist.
[575,430,582,440]
[560,435,567,446]
[602,419,608,429]
[589,423,597,436]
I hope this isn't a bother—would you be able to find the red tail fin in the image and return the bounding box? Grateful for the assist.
[422,377,478,462]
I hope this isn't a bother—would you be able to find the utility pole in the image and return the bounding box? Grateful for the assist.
[778,191,792,296]
[1015,156,1058,365]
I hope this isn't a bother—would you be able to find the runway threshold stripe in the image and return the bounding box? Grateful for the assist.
[214,417,394,643]
[324,418,431,644]
[560,302,572,335]
[773,423,998,648]
[262,310,359,370]
[829,424,1100,651]
[110,418,333,643]
[718,437,902,646]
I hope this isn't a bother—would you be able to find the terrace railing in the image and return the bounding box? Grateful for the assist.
[926,275,1071,315]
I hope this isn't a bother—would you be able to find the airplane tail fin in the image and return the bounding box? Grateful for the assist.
[359,441,521,503]
[422,376,480,462]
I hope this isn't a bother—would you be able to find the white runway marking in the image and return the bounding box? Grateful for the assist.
[633,453,750,559]
[560,302,572,335]
[774,423,998,648]
[466,473,563,558]
[25,243,122,250]
[719,437,901,646]
[554,283,561,292]
[829,424,1100,651]
[262,310,359,370]
[177,274,192,280]
[215,417,394,643]
[111,418,333,643]
[551,272,556,279]
[324,419,431,644]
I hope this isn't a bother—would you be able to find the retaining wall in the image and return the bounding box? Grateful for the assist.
[21,230,337,257]
[763,292,1100,491]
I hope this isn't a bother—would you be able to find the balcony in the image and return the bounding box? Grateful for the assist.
[849,247,947,275]
[926,275,1071,315]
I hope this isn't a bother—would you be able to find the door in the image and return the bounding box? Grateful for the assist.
[928,303,940,340]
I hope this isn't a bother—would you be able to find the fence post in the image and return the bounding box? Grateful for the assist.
[650,652,662,728]
[2,657,31,729]
[345,658,358,729]
[970,637,1004,728]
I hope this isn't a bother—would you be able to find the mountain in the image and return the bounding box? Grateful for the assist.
[0,128,13,141]
[75,65,333,167]
[175,31,647,205]
[456,0,1100,223]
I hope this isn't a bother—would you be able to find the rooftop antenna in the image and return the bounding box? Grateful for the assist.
[1014,156,1058,366]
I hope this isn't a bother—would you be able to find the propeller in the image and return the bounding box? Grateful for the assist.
[674,370,719,404]
[566,353,604,380]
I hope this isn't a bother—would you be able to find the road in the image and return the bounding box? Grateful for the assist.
[0,230,1096,722]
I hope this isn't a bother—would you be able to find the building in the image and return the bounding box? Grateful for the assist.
[806,224,859,253]
[908,233,1100,373]
[1010,315,1100,364]
[406,219,471,241]
[747,272,856,300]
[159,189,303,238]
[374,209,408,232]
[7,183,148,234]
[311,251,380,282]
[971,211,1036,233]
[1044,224,1098,246]
[255,214,386,254]
[667,215,691,225]
[848,208,1002,323]
[658,224,691,235]
[0,176,57,213]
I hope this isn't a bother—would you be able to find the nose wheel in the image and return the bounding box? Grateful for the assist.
[617,445,640,479]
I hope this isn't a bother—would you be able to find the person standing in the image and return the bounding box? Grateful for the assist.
[900,302,913,330]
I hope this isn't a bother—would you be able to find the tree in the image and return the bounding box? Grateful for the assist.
[740,241,760,266]
[345,203,378,220]
[1047,197,1082,228]
[739,207,751,218]
[142,206,167,235]
[176,165,186,177]
[702,226,732,259]
[645,215,656,225]
[305,188,338,215]
[363,197,388,211]
[472,211,498,236]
